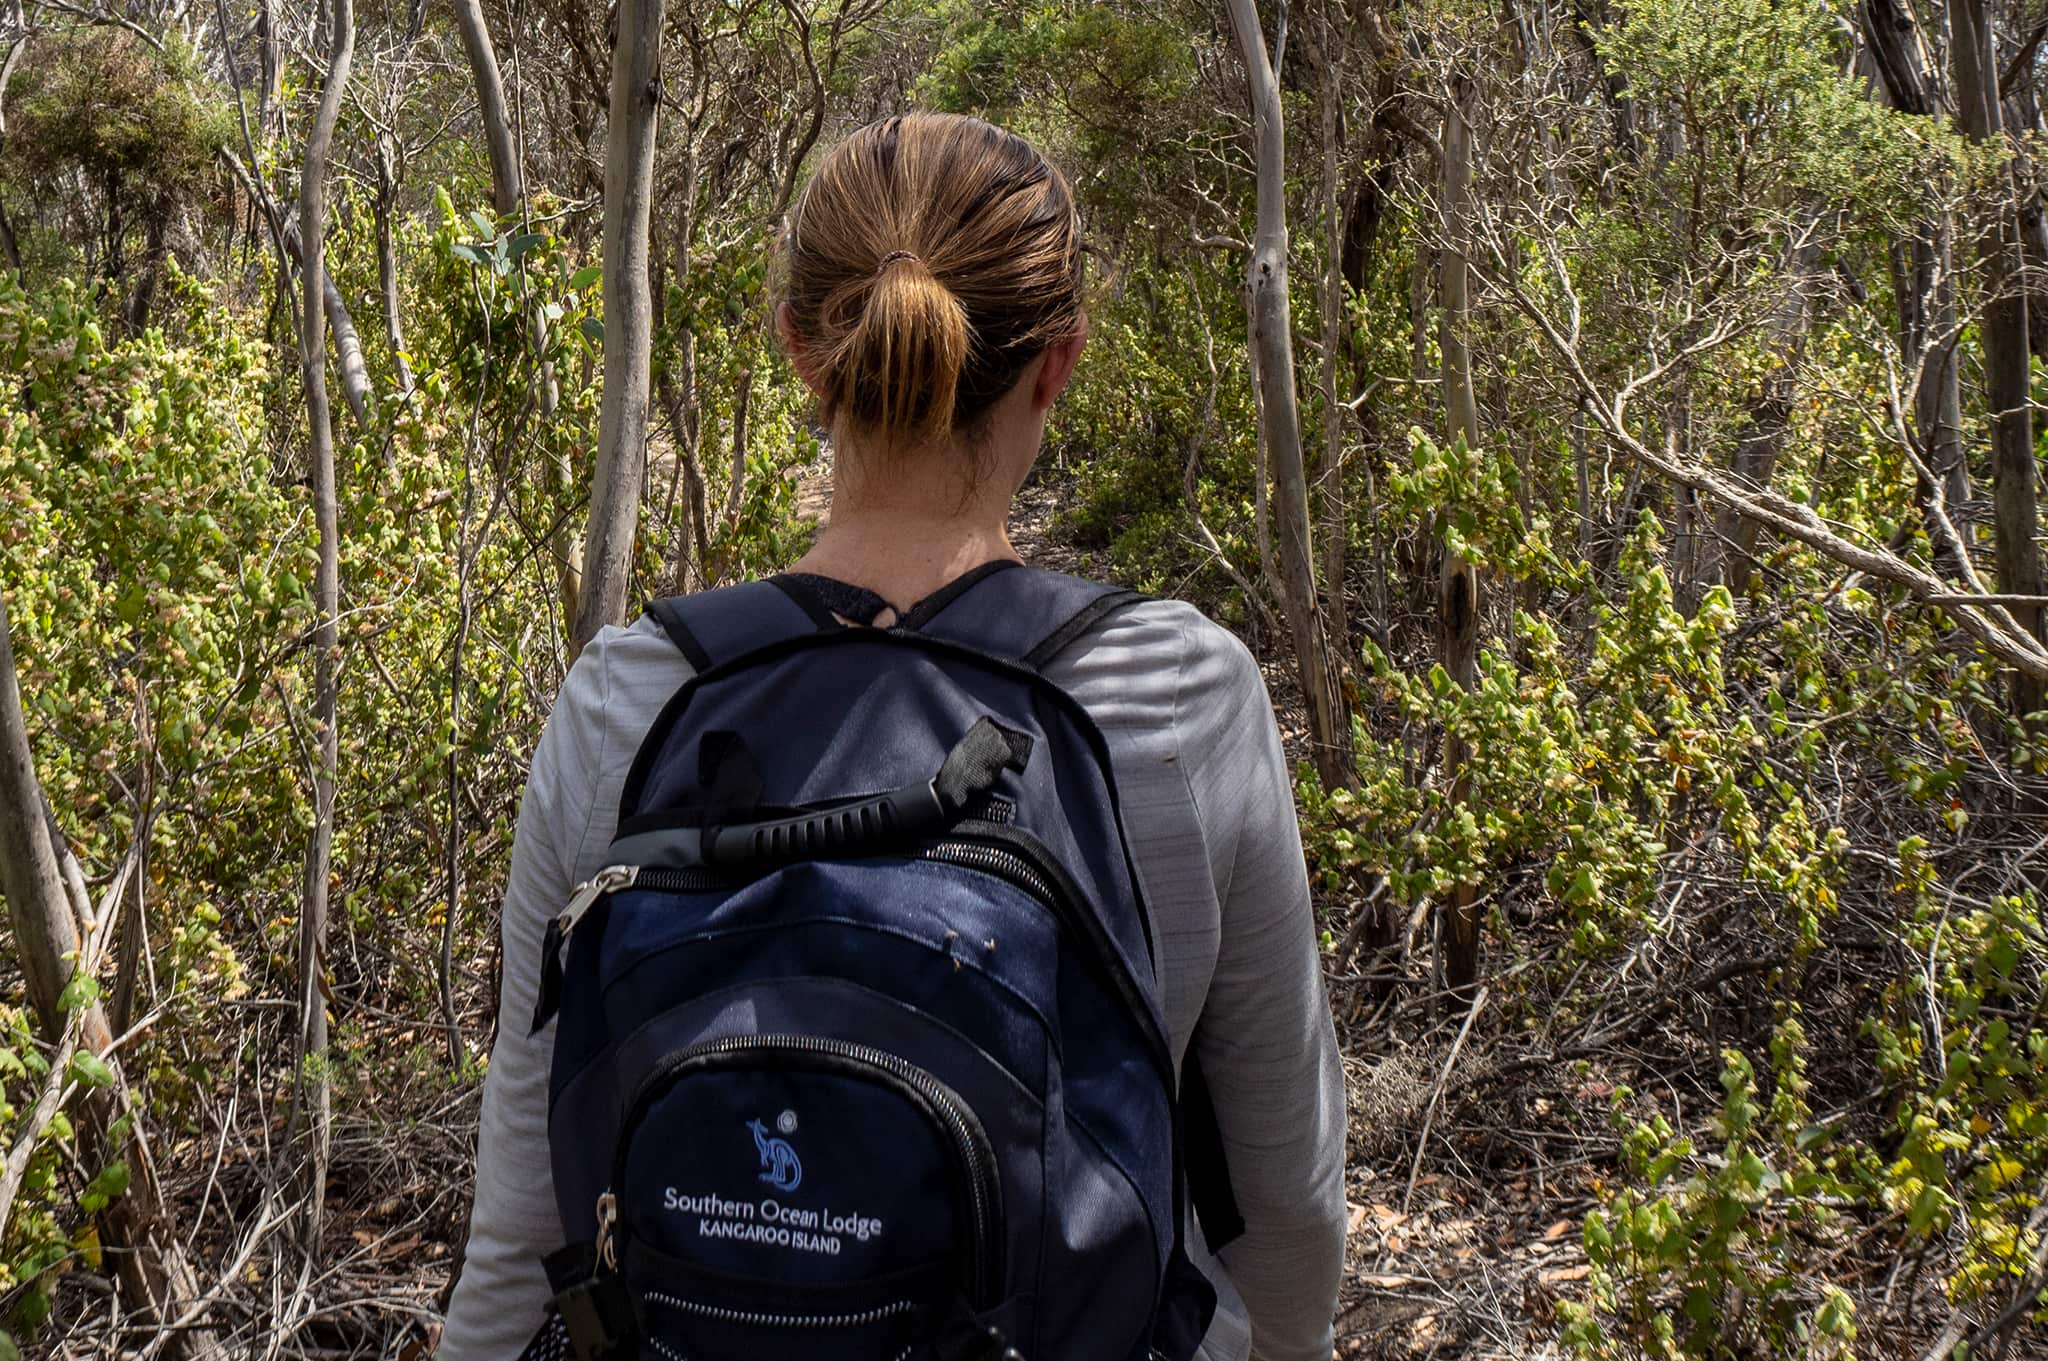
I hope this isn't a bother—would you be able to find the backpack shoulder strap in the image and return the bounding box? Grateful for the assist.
[903,561,1148,669]
[641,577,834,673]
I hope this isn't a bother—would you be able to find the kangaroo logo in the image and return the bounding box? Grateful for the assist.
[747,1117,802,1193]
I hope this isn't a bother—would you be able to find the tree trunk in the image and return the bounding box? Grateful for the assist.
[0,597,217,1355]
[655,154,708,594]
[1438,88,1484,999]
[295,0,353,1252]
[1225,0,1354,792]
[574,0,665,650]
[451,0,525,218]
[1956,0,2046,724]
[258,0,282,134]
[1316,17,1353,701]
[322,267,372,430]
[1708,242,1820,597]
[722,368,753,527]
[1865,0,1974,569]
[375,139,415,396]
[1714,371,1799,595]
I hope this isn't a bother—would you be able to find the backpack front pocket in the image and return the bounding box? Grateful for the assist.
[606,1033,1003,1357]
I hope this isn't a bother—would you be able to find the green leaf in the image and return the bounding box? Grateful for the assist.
[569,264,603,291]
[468,209,496,238]
[581,317,604,345]
[449,242,489,267]
[58,971,101,1013]
[80,1159,130,1212]
[67,1050,115,1089]
[1908,1181,1949,1235]
[507,232,548,261]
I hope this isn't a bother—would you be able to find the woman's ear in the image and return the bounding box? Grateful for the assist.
[776,302,827,397]
[1029,312,1089,410]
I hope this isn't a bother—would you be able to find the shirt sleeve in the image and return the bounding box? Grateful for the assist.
[1180,626,1347,1361]
[440,634,616,1360]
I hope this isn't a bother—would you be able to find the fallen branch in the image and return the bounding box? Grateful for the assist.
[1403,983,1489,1213]
[0,1022,78,1235]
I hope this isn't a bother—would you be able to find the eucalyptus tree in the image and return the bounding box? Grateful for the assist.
[294,0,354,1247]
[1953,0,2045,725]
[1224,0,1355,791]
[1437,81,1483,994]
[575,0,665,650]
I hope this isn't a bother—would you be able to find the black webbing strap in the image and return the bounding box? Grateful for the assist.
[640,577,826,674]
[932,718,1035,810]
[907,564,1149,669]
[1182,1045,1245,1251]
[1023,588,1147,668]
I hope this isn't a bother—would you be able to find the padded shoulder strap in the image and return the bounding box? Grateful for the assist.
[905,562,1147,669]
[642,578,829,673]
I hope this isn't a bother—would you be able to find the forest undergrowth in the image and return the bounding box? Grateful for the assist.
[26,454,2041,1361]
[7,0,2048,1358]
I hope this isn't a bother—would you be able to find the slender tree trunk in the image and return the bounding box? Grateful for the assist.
[1865,0,1974,568]
[1714,373,1799,595]
[655,153,707,594]
[574,0,665,649]
[1438,87,1484,999]
[0,598,216,1355]
[295,0,353,1251]
[258,0,282,134]
[279,221,373,431]
[1225,0,1354,791]
[451,0,524,218]
[2001,78,2048,362]
[1956,0,2046,724]
[722,368,753,528]
[1708,243,1819,596]
[322,267,372,430]
[1316,18,1353,695]
[375,140,414,395]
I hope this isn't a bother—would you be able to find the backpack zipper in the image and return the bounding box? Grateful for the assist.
[917,839,1056,904]
[566,828,1172,1088]
[557,864,642,945]
[644,1290,916,1330]
[605,1032,1001,1308]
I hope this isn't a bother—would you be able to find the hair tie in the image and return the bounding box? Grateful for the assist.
[876,249,921,273]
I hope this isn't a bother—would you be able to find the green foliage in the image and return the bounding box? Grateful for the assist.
[1871,839,2048,1310]
[3,28,233,202]
[1051,262,1262,617]
[1560,1032,1863,1359]
[1596,0,1956,231]
[1303,440,1843,960]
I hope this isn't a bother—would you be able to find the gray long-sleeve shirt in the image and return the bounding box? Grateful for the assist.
[441,597,1347,1361]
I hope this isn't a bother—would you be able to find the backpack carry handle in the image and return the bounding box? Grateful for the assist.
[700,717,1032,870]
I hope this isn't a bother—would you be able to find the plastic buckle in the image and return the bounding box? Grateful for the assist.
[550,1274,635,1361]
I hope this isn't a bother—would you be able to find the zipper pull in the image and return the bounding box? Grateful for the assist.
[530,866,639,1035]
[595,1189,618,1270]
[558,864,639,943]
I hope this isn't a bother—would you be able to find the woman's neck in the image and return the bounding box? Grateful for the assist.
[793,494,1020,610]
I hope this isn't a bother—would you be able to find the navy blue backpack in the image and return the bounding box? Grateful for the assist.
[523,563,1236,1361]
